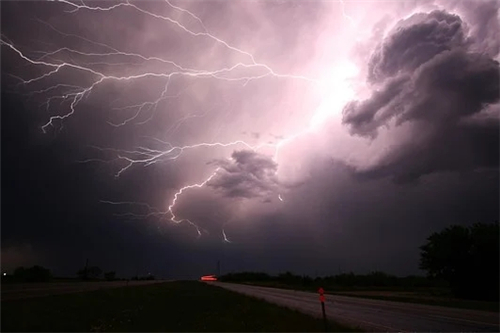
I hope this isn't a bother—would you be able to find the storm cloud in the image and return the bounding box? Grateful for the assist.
[208,150,279,199]
[342,9,499,182]
[1,0,498,279]
[367,10,467,83]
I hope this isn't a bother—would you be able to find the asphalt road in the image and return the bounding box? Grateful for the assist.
[214,282,500,332]
[1,280,164,301]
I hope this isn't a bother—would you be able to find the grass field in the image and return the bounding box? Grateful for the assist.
[1,281,356,332]
[240,281,499,313]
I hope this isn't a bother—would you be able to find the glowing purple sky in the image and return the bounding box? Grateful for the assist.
[1,0,498,278]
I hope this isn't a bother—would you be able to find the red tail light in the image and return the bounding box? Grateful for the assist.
[200,275,217,281]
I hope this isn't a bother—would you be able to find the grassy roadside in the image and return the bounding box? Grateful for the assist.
[237,281,499,313]
[1,281,357,332]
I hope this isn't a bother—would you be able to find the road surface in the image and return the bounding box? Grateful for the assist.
[1,280,164,301]
[214,282,499,332]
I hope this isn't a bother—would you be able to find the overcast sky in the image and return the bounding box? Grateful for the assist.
[1,0,498,279]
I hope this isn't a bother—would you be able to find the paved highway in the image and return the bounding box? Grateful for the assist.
[215,282,499,332]
[1,280,164,301]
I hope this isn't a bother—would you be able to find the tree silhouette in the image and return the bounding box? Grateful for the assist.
[77,266,102,280]
[87,266,102,279]
[13,266,52,282]
[420,221,499,301]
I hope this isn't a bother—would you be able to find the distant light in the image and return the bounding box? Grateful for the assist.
[3,273,6,276]
[200,274,217,281]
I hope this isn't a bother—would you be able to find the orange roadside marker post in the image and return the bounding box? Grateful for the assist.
[318,287,327,332]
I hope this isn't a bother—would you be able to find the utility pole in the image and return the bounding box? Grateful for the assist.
[84,258,89,280]
[217,260,221,276]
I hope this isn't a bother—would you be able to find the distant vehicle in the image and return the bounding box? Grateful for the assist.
[200,274,217,281]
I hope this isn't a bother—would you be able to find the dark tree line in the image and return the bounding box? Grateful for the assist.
[220,271,446,290]
[1,266,53,283]
[76,266,103,280]
[75,265,154,281]
[76,266,124,281]
[2,263,152,282]
[14,265,52,282]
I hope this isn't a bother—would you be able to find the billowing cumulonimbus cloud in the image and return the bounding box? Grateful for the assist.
[342,9,499,182]
[207,150,280,199]
[340,75,410,138]
[368,10,467,83]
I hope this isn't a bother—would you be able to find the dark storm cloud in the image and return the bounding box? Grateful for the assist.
[342,75,410,137]
[400,50,499,122]
[367,10,466,83]
[225,158,499,276]
[2,0,498,281]
[208,150,279,199]
[342,9,500,181]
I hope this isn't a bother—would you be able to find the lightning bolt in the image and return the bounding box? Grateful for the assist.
[2,0,353,240]
[83,140,268,178]
[222,229,232,243]
[339,0,356,27]
[167,169,220,225]
[165,0,209,33]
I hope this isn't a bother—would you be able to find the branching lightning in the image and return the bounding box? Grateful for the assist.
[2,0,356,240]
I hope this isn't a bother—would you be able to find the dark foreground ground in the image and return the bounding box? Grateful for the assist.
[1,281,356,332]
[216,282,499,332]
[1,280,162,301]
